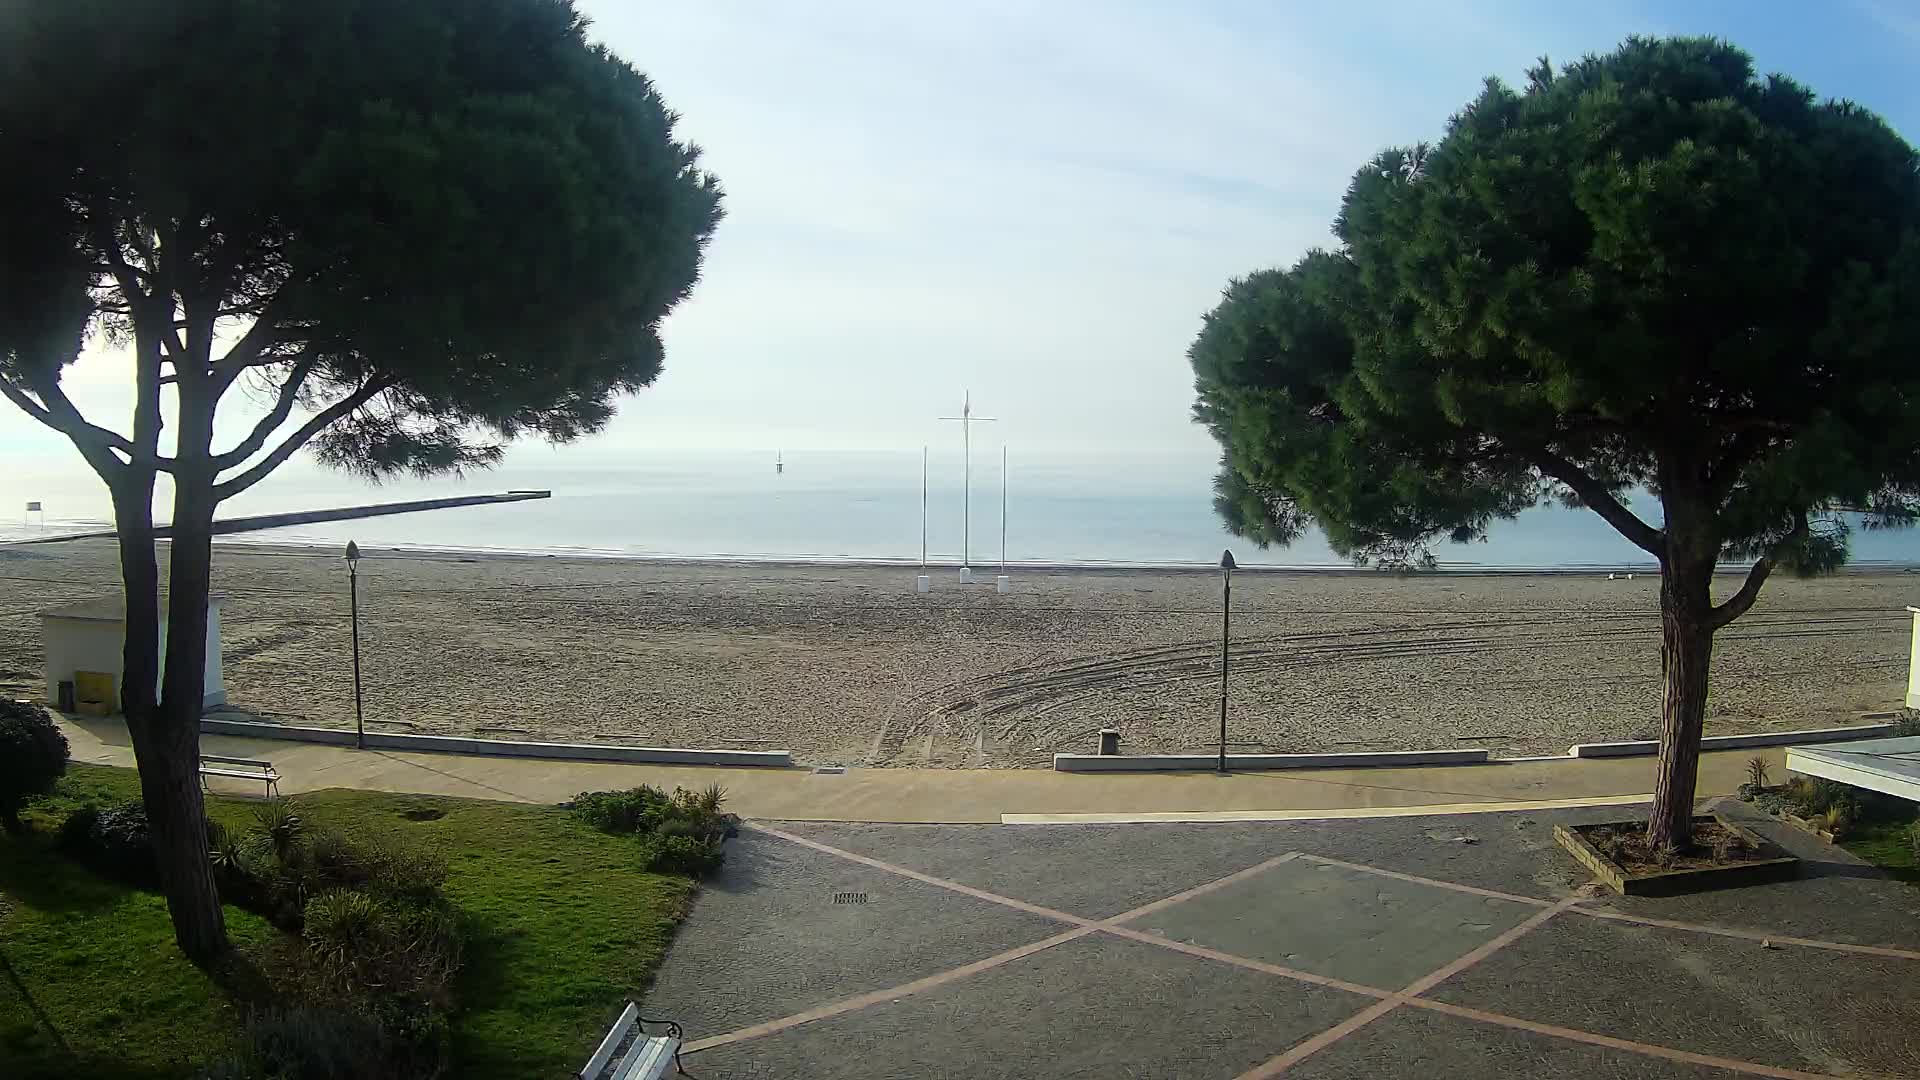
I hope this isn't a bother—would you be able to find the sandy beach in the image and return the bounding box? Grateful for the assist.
[0,538,1910,767]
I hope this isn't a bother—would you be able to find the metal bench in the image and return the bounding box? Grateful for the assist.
[580,1001,683,1080]
[198,754,280,798]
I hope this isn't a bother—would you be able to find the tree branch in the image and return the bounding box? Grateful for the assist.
[1709,557,1773,630]
[1533,449,1665,556]
[210,353,320,470]
[1709,513,1808,630]
[1,372,134,481]
[212,376,394,502]
[0,375,139,459]
[209,297,288,396]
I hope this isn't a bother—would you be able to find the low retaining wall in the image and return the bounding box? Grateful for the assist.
[1052,749,1492,773]
[1568,723,1896,759]
[197,718,793,768]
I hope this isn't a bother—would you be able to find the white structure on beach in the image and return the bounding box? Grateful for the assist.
[41,595,227,712]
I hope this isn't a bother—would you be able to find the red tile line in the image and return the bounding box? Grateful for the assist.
[1098,925,1390,1000]
[680,926,1095,1054]
[1299,852,1920,962]
[1292,853,1554,907]
[1576,908,1920,962]
[1234,894,1585,1079]
[712,827,1889,1077]
[1407,998,1836,1080]
[746,823,1096,926]
[685,833,1302,1053]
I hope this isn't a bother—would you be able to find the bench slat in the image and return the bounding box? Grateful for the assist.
[614,1037,678,1080]
[200,769,275,780]
[579,1001,639,1080]
[200,756,274,768]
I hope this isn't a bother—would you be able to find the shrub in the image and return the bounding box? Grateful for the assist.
[61,800,161,884]
[1744,757,1770,790]
[58,805,100,852]
[256,798,305,863]
[299,890,463,1011]
[1821,804,1854,838]
[566,785,673,834]
[1908,822,1920,862]
[640,833,726,876]
[565,784,737,878]
[0,698,69,833]
[204,1006,433,1080]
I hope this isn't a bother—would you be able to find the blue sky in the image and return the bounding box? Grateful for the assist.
[7,1,1920,498]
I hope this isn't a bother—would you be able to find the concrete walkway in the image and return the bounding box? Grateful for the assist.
[645,805,1920,1078]
[60,716,1784,823]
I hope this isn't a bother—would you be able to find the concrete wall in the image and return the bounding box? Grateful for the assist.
[1569,723,1896,759]
[1053,749,1492,773]
[197,717,793,767]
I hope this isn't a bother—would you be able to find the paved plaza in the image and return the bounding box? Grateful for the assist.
[646,802,1920,1078]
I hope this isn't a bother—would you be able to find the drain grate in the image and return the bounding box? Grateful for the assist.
[832,892,869,905]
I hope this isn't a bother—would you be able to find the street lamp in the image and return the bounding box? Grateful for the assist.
[1218,548,1236,775]
[345,541,365,750]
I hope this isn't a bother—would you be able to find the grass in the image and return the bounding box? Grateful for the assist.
[1,765,697,1079]
[1841,817,1920,885]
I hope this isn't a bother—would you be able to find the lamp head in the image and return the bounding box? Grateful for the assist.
[1219,549,1236,573]
[345,541,360,566]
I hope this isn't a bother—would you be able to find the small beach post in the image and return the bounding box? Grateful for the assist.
[1218,548,1236,774]
[996,445,1010,593]
[345,541,365,749]
[917,446,931,594]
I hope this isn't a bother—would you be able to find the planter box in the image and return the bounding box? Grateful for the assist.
[1553,816,1799,897]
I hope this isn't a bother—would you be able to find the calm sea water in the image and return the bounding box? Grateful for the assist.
[4,449,1918,569]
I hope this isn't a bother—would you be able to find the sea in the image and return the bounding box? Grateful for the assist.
[3,448,1918,571]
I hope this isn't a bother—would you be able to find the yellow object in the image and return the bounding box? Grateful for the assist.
[74,670,116,713]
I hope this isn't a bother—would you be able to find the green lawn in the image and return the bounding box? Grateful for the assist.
[1842,817,1920,884]
[1,765,697,1079]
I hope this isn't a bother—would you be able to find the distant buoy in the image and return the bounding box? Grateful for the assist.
[775,450,783,475]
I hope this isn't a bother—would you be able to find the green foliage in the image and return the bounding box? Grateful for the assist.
[255,799,305,864]
[0,699,68,832]
[566,784,673,834]
[0,0,723,484]
[205,1006,425,1080]
[6,766,695,1079]
[1191,36,1920,574]
[565,784,736,877]
[1821,803,1855,838]
[299,890,463,1011]
[60,799,160,885]
[639,833,726,877]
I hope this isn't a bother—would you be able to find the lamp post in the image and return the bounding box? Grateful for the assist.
[346,541,364,750]
[1218,548,1236,774]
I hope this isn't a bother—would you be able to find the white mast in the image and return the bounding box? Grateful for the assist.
[937,390,996,580]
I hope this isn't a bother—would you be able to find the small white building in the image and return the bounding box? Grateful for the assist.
[41,595,227,713]
[1908,606,1920,709]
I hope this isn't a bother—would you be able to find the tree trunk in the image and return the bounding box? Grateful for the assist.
[1646,556,1715,851]
[149,375,230,965]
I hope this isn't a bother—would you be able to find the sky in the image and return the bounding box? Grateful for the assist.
[8,0,1920,496]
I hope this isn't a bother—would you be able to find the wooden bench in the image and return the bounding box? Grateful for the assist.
[198,754,280,798]
[579,1001,683,1080]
